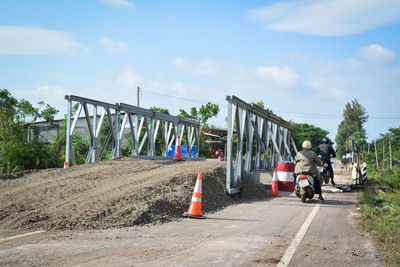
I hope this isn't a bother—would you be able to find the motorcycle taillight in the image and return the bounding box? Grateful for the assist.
[300,174,307,179]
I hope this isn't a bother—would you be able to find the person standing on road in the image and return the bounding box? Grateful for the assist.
[316,137,337,185]
[294,140,324,201]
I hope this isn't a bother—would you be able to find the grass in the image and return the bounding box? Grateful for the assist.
[358,168,400,266]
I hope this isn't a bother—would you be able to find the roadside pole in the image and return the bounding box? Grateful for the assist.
[65,97,72,168]
[382,139,385,171]
[389,135,392,170]
[374,140,379,172]
[137,86,140,107]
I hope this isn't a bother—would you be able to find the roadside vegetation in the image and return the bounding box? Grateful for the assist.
[0,89,59,173]
[333,99,399,265]
[358,169,400,266]
[356,127,399,266]
[0,89,222,174]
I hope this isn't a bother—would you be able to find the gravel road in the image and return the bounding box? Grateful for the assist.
[0,172,383,266]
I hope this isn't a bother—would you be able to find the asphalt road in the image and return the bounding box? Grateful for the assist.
[0,174,383,266]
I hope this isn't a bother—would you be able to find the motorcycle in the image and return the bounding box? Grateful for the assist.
[295,173,315,203]
[317,156,331,185]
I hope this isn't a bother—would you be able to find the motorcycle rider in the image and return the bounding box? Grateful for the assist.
[316,137,336,185]
[294,140,324,201]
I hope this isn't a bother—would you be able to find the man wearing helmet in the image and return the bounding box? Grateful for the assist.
[316,137,337,185]
[294,140,324,201]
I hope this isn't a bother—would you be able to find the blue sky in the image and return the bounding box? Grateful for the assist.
[1,0,400,143]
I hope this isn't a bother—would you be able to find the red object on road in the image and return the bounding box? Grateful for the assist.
[184,173,205,219]
[276,162,295,191]
[269,170,279,197]
[173,145,183,160]
[173,135,183,161]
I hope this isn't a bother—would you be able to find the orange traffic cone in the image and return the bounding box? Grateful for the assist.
[173,134,183,161]
[269,169,279,197]
[183,173,205,219]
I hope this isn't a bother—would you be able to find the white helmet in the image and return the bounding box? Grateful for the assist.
[302,140,312,149]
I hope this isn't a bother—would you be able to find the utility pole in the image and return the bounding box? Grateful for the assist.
[374,140,379,172]
[137,86,140,107]
[382,139,385,170]
[389,135,392,170]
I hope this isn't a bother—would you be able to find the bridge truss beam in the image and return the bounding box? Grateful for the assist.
[64,95,200,167]
[225,95,297,194]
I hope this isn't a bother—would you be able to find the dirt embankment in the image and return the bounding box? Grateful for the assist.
[0,158,267,230]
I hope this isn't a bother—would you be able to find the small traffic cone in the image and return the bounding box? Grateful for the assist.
[269,169,279,197]
[173,134,183,161]
[183,173,205,219]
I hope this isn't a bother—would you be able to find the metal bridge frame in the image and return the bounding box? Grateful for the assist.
[64,95,200,166]
[225,96,298,194]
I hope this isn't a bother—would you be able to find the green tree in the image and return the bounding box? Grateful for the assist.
[290,121,331,152]
[335,99,368,158]
[362,127,400,170]
[177,103,219,158]
[149,106,170,114]
[250,100,274,114]
[0,89,60,173]
[178,102,219,125]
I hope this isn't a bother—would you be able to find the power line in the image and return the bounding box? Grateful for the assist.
[369,116,400,120]
[140,89,400,120]
[142,88,206,105]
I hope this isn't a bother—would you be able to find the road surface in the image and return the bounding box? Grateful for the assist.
[0,174,382,266]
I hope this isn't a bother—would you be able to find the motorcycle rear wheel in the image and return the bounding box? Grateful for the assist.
[301,194,307,203]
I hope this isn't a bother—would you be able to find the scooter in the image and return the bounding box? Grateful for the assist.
[295,173,315,203]
[318,158,331,185]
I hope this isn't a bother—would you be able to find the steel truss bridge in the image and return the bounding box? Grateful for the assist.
[225,96,297,194]
[64,95,296,195]
[64,95,200,166]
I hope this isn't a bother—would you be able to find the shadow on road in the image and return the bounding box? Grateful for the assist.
[205,217,263,222]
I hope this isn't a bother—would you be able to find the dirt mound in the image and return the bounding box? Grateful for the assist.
[0,158,267,230]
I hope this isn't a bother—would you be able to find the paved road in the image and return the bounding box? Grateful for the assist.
[0,175,382,266]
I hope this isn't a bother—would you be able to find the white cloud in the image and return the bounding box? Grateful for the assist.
[255,66,299,85]
[33,85,69,99]
[14,85,69,117]
[25,44,397,141]
[249,0,400,36]
[87,69,197,116]
[100,37,128,52]
[359,44,396,64]
[173,56,299,88]
[303,44,400,140]
[101,0,135,9]
[309,44,400,98]
[171,45,400,140]
[117,70,143,88]
[0,26,85,55]
[172,57,222,76]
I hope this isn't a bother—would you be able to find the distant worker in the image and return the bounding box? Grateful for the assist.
[294,140,324,201]
[316,137,337,185]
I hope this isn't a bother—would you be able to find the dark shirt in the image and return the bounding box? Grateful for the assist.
[316,143,336,161]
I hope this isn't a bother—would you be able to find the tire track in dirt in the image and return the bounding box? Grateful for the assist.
[1,158,267,230]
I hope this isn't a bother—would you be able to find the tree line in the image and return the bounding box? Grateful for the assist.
[334,98,399,169]
[0,89,222,174]
[4,87,396,174]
